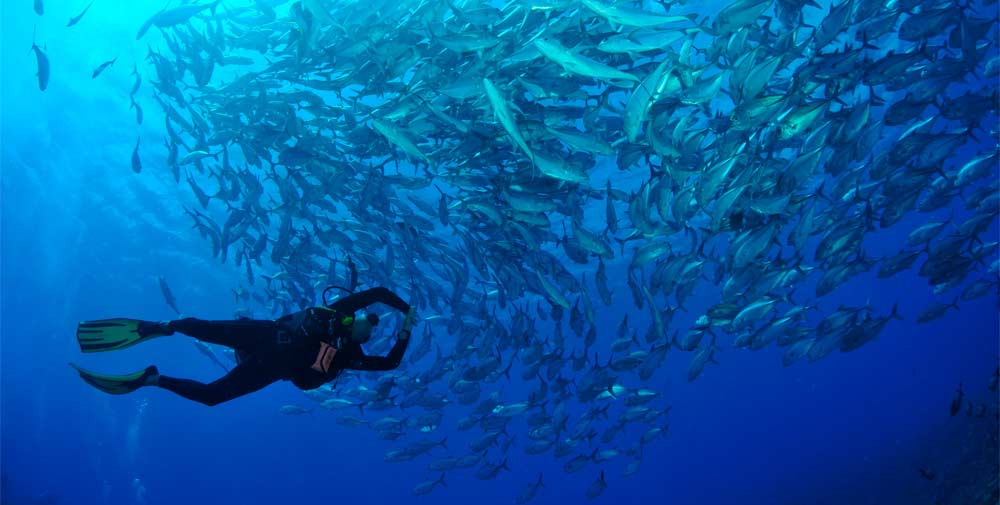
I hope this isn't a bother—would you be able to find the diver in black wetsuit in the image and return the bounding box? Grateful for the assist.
[71,287,417,406]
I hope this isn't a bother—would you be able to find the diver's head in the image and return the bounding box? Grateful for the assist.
[349,313,379,344]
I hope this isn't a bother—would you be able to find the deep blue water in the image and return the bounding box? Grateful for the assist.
[2,1,998,505]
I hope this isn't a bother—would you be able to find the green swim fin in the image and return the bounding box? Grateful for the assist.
[69,363,158,395]
[76,318,170,353]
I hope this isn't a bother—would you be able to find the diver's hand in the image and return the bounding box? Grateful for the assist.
[400,307,418,340]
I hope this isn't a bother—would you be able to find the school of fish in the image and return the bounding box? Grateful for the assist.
[30,0,999,500]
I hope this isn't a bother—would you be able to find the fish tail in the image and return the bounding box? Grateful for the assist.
[860,31,878,51]
[867,84,885,106]
[889,302,903,321]
[960,125,981,144]
[917,39,937,62]
[710,340,722,364]
[814,181,835,204]
[709,352,720,365]
[935,166,952,185]
[605,383,617,399]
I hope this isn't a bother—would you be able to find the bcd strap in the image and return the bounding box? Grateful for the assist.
[311,342,338,374]
[276,328,292,345]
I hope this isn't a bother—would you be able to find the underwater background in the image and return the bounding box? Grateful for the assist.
[2,0,998,504]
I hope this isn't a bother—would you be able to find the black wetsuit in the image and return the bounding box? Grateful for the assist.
[157,287,411,406]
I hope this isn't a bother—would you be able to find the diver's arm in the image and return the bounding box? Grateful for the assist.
[330,287,410,314]
[348,336,410,371]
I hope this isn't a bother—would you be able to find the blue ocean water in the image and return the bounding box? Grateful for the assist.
[2,1,998,505]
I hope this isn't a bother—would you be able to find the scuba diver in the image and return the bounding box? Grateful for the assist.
[70,286,417,406]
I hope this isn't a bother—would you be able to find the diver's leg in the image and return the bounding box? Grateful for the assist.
[168,317,277,350]
[154,361,278,406]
